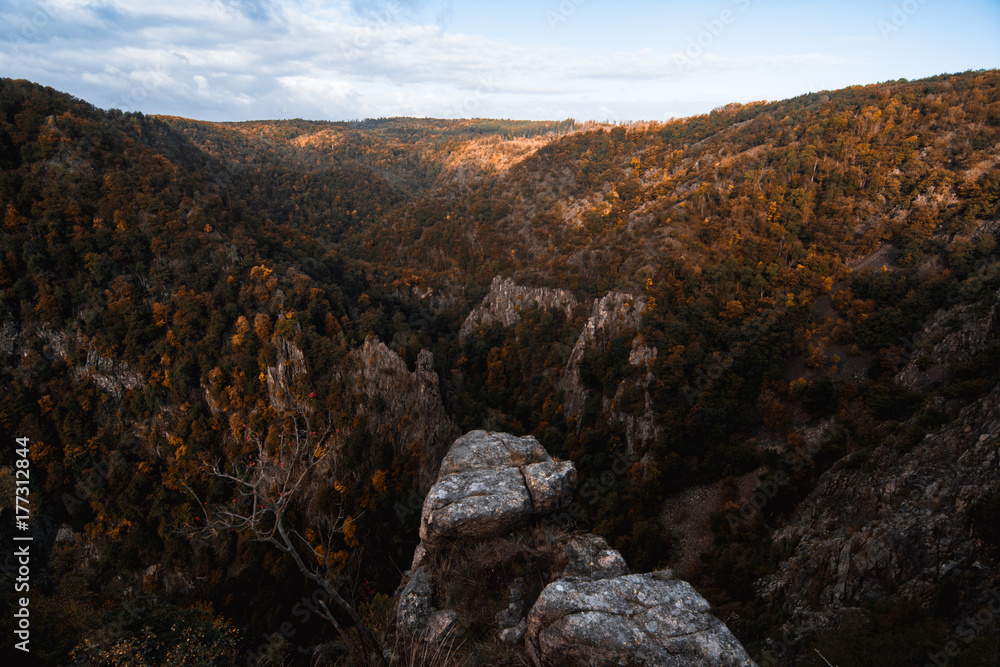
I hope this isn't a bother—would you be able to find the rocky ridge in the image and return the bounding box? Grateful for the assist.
[1,323,143,397]
[604,335,661,454]
[559,291,648,429]
[894,286,998,393]
[265,336,308,409]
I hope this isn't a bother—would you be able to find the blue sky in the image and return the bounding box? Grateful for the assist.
[1,0,998,122]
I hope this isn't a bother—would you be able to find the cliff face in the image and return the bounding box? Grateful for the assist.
[461,275,652,441]
[265,336,308,410]
[1,323,143,397]
[760,373,1000,640]
[894,288,998,393]
[604,336,660,455]
[559,291,647,430]
[396,430,757,666]
[459,275,578,341]
[341,336,460,489]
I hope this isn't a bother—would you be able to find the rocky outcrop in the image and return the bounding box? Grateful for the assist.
[2,323,143,397]
[560,292,647,428]
[419,430,576,544]
[265,335,307,409]
[341,336,460,490]
[894,287,998,392]
[460,276,651,439]
[605,336,660,454]
[459,275,578,341]
[396,430,756,666]
[527,573,757,667]
[78,349,144,397]
[557,533,629,580]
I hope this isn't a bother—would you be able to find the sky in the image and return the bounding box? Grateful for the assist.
[1,0,999,123]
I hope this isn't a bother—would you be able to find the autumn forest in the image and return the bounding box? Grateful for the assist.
[2,70,1000,665]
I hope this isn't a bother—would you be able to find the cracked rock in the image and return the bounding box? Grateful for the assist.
[419,430,576,543]
[526,574,757,667]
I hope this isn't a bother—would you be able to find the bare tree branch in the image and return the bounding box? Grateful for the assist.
[181,408,387,666]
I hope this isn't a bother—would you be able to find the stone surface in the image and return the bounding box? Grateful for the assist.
[420,430,576,543]
[459,275,578,341]
[758,383,1000,636]
[396,566,434,637]
[341,336,460,490]
[265,336,307,410]
[499,619,527,645]
[526,573,757,667]
[398,430,755,667]
[425,609,460,643]
[420,466,534,542]
[605,336,661,453]
[496,577,529,644]
[523,461,578,513]
[559,291,647,429]
[894,288,998,393]
[438,430,550,476]
[558,533,629,581]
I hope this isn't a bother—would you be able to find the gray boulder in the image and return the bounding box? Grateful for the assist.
[420,430,576,543]
[438,430,550,474]
[526,573,757,667]
[396,566,435,637]
[524,461,578,513]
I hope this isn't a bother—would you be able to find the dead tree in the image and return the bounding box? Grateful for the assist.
[183,409,387,666]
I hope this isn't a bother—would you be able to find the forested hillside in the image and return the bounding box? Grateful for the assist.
[1,70,999,665]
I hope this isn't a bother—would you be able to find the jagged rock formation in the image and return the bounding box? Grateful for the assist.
[396,430,756,666]
[758,383,1000,637]
[605,335,661,454]
[79,349,144,397]
[560,291,647,428]
[0,323,143,397]
[341,336,460,489]
[459,275,578,341]
[265,336,308,409]
[460,276,654,443]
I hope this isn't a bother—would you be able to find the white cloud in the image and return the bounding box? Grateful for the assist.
[2,0,984,121]
[194,74,209,95]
